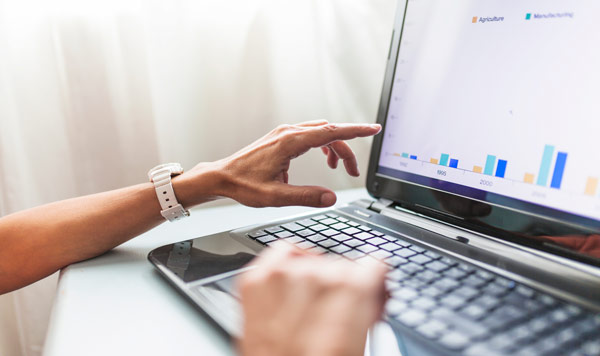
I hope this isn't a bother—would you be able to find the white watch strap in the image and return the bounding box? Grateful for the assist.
[149,165,190,222]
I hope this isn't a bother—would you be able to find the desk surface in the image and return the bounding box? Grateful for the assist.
[43,188,371,356]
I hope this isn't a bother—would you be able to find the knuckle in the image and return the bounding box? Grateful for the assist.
[274,124,292,133]
[322,123,338,133]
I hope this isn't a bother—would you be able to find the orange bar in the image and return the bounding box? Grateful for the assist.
[585,177,599,196]
[524,173,535,184]
[472,16,478,23]
[393,153,401,157]
[473,166,483,174]
[430,158,439,164]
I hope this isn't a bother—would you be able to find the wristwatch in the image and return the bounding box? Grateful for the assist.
[148,163,190,222]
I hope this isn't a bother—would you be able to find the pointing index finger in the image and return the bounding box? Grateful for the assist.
[284,123,381,155]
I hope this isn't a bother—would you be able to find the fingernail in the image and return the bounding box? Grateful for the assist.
[370,124,382,130]
[320,192,336,206]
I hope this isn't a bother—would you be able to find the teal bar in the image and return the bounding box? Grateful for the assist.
[536,145,555,186]
[439,154,450,166]
[401,153,409,158]
[484,155,497,175]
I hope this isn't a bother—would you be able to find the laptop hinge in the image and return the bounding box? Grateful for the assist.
[370,198,395,213]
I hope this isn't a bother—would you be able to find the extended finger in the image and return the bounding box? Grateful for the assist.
[282,123,381,156]
[328,141,359,177]
[296,120,329,127]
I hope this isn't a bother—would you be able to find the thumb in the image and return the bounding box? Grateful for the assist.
[271,184,337,208]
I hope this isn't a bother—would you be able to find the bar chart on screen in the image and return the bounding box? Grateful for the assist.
[377,0,600,220]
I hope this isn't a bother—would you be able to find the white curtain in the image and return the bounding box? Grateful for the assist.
[0,0,396,354]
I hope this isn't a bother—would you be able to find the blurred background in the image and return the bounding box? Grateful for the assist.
[0,0,396,354]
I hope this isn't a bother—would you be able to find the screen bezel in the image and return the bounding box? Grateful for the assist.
[366,0,600,266]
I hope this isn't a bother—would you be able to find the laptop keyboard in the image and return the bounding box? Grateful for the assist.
[246,213,600,356]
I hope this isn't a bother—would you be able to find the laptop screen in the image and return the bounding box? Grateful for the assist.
[377,1,600,228]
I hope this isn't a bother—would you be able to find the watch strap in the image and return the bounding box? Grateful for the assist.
[149,164,190,222]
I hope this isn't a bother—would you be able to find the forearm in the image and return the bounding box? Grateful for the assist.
[0,163,224,294]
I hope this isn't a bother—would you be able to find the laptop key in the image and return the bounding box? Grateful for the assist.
[287,236,305,244]
[296,241,316,250]
[415,269,440,283]
[409,254,432,265]
[395,248,417,258]
[275,230,294,238]
[401,262,424,275]
[396,309,427,327]
[371,230,385,237]
[320,218,338,226]
[318,239,339,248]
[257,235,277,244]
[312,215,328,221]
[460,304,487,320]
[454,286,479,300]
[297,219,317,227]
[357,244,378,254]
[424,250,441,259]
[409,245,426,253]
[366,237,387,246]
[265,226,284,234]
[306,234,327,243]
[325,213,339,218]
[432,308,491,340]
[462,275,487,288]
[380,242,402,252]
[370,250,393,260]
[391,287,419,301]
[343,238,365,248]
[440,294,467,309]
[307,246,327,255]
[331,234,352,242]
[358,225,372,231]
[320,229,340,237]
[411,297,437,311]
[415,319,448,340]
[438,331,470,351]
[425,260,450,272]
[296,229,315,237]
[281,222,304,232]
[342,227,362,235]
[355,232,375,240]
[386,299,408,316]
[248,230,267,238]
[384,256,408,267]
[310,224,328,232]
[343,250,366,260]
[330,222,350,231]
[330,244,351,254]
[387,269,411,282]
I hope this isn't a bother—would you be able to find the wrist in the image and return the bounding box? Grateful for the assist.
[171,161,228,209]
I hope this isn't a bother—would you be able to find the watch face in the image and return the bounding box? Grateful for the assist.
[148,163,184,180]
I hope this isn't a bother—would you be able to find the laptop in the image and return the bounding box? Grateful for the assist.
[149,1,600,355]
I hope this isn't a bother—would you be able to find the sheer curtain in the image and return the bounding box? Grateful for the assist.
[0,0,396,354]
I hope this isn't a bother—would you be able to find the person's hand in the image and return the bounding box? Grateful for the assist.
[237,243,387,356]
[177,121,381,208]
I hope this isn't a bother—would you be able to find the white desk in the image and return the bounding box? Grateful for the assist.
[44,188,371,356]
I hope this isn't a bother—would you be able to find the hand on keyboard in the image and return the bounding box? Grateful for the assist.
[237,242,387,356]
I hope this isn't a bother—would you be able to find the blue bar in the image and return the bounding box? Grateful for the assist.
[449,159,459,168]
[401,153,409,158]
[537,145,555,186]
[495,159,508,178]
[440,154,450,166]
[484,155,497,175]
[410,155,417,160]
[550,152,568,189]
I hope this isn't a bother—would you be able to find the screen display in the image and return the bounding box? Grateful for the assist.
[378,0,600,223]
